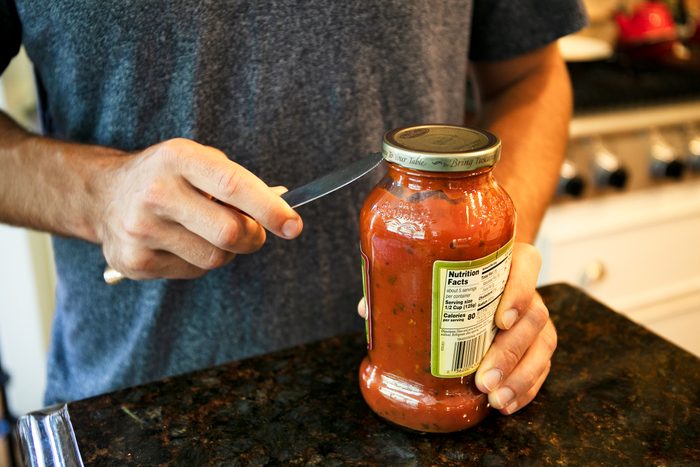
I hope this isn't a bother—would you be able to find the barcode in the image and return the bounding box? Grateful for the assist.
[451,334,487,372]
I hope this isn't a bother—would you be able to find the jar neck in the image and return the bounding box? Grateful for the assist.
[386,161,494,189]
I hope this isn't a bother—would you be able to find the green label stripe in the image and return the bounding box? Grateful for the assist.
[360,248,372,350]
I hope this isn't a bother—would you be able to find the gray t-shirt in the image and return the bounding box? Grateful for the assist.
[0,0,585,405]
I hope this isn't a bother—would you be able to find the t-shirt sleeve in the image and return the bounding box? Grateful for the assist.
[0,0,22,74]
[469,0,587,61]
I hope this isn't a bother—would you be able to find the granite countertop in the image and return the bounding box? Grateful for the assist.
[19,284,700,465]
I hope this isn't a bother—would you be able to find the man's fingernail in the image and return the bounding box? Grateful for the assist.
[503,399,519,415]
[492,387,515,409]
[481,368,502,392]
[282,218,301,238]
[502,309,519,329]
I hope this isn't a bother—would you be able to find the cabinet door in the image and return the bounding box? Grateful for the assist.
[537,182,700,357]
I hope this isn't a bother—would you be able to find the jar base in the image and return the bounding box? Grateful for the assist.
[359,357,490,433]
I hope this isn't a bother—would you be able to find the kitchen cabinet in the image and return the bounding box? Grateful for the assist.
[538,173,700,357]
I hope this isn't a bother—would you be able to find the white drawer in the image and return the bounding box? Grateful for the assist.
[542,213,700,310]
[537,182,700,357]
[633,288,700,357]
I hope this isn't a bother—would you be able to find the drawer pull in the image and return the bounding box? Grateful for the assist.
[581,260,606,286]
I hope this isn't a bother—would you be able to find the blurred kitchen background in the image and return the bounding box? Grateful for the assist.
[0,46,55,463]
[537,0,700,362]
[1,0,699,439]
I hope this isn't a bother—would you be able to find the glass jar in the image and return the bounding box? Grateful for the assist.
[359,125,516,433]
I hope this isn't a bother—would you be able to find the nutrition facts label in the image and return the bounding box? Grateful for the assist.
[431,238,514,378]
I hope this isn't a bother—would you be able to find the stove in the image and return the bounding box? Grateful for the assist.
[557,60,700,199]
[557,99,700,199]
[537,58,700,357]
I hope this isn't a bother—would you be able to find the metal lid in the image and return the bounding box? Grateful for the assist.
[382,125,501,172]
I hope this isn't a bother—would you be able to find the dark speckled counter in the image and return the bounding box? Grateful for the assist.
[21,284,700,465]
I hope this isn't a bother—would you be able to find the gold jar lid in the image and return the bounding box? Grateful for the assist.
[382,125,501,172]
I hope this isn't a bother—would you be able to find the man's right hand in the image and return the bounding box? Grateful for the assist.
[97,138,302,280]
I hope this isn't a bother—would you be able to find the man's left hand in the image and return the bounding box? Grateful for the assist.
[474,242,557,414]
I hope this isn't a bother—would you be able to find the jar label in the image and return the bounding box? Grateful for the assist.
[430,238,514,378]
[360,249,373,350]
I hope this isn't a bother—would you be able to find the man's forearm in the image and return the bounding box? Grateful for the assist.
[474,45,572,243]
[0,110,123,242]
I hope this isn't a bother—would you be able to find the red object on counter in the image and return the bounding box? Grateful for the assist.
[616,1,677,44]
[615,1,678,61]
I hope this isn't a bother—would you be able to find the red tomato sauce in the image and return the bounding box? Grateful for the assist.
[359,162,515,433]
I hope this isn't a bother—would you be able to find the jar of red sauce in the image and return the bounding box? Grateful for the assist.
[359,125,515,433]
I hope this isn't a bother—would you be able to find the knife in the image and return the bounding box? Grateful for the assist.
[281,152,383,208]
[103,151,384,284]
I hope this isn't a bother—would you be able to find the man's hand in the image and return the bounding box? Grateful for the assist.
[474,242,556,414]
[0,111,302,280]
[356,242,555,415]
[97,138,302,280]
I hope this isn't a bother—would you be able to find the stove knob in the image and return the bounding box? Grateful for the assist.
[650,132,686,179]
[593,145,628,189]
[558,160,586,197]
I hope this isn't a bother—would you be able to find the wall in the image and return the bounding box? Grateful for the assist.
[0,49,56,416]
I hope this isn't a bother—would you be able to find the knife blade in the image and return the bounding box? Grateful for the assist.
[281,152,384,208]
